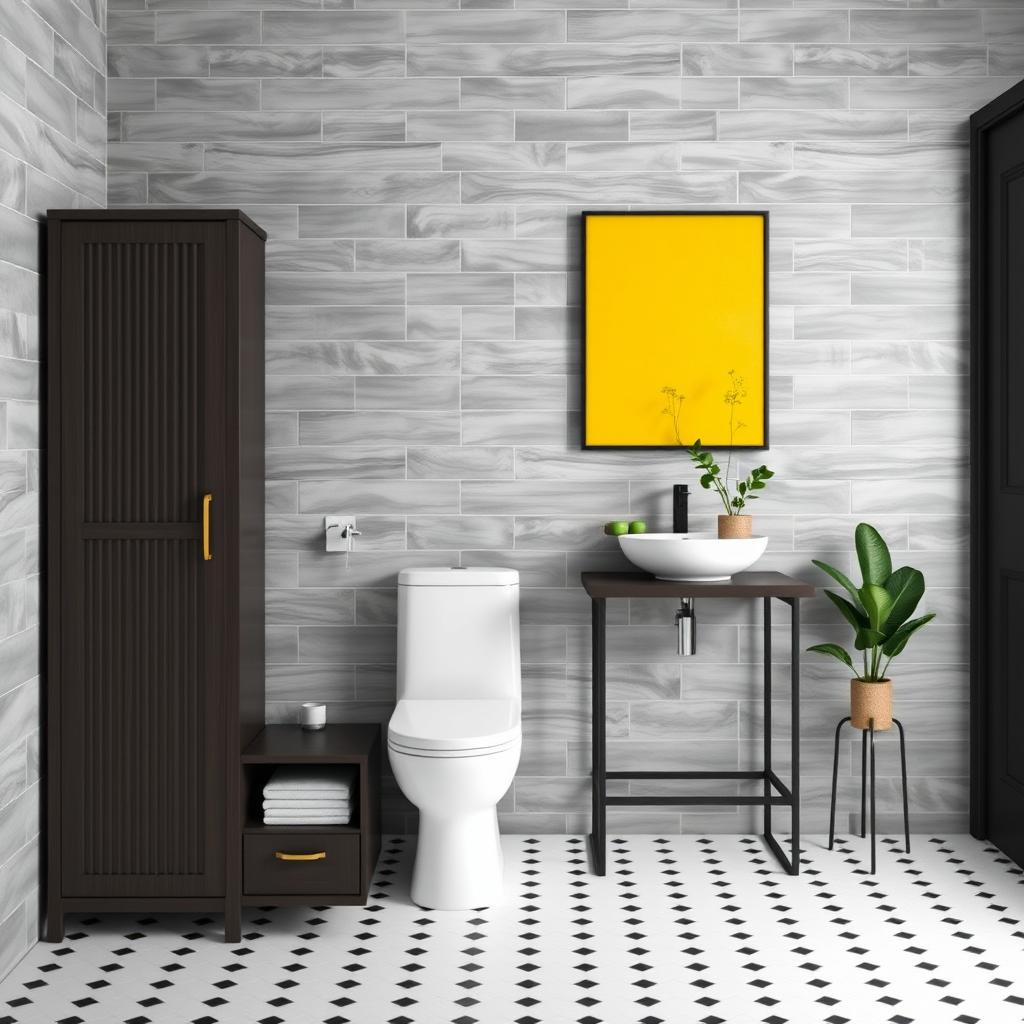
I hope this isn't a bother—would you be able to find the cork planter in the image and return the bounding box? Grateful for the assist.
[718,514,753,539]
[850,679,892,731]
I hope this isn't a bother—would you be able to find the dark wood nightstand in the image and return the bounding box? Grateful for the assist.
[240,725,382,907]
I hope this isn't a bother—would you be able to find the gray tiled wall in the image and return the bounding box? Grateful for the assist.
[108,2,1023,837]
[0,0,106,981]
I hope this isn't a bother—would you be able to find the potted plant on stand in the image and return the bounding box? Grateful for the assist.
[807,523,935,729]
[662,371,775,539]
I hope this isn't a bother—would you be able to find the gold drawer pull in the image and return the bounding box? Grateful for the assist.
[202,493,213,561]
[275,850,327,861]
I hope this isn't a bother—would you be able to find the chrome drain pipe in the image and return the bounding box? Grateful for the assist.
[675,597,696,657]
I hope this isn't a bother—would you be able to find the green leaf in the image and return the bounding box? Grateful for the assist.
[881,613,935,658]
[859,583,893,632]
[811,559,862,606]
[854,627,885,651]
[807,643,854,671]
[738,481,747,495]
[882,566,925,635]
[855,522,892,586]
[759,467,774,478]
[823,589,868,633]
[750,480,765,489]
[699,475,713,489]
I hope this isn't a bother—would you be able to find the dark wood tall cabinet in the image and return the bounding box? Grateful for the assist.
[46,211,266,942]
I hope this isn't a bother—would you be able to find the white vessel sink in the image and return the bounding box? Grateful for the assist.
[618,532,769,582]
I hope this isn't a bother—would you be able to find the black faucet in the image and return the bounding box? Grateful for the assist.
[672,484,689,534]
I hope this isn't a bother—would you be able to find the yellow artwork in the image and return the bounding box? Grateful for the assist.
[583,211,767,449]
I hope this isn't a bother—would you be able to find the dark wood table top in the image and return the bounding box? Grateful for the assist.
[580,571,816,599]
[242,724,380,763]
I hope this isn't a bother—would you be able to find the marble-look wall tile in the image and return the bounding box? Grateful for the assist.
[568,11,736,44]
[407,11,566,43]
[408,514,513,549]
[740,10,850,45]
[206,142,441,174]
[213,45,322,78]
[267,340,459,376]
[684,43,793,78]
[719,109,907,140]
[1,0,104,979]
[262,11,403,44]
[516,110,628,141]
[266,446,406,481]
[406,42,680,77]
[123,111,322,142]
[321,111,406,144]
[851,10,982,45]
[628,110,715,141]
[794,44,906,78]
[102,1,1017,844]
[408,111,513,142]
[407,446,514,478]
[461,78,565,110]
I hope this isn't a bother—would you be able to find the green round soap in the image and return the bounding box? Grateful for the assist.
[604,521,629,536]
[628,520,647,534]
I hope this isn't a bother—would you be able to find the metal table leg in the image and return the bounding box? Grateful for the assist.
[790,598,801,875]
[828,716,851,850]
[895,718,910,854]
[763,597,800,876]
[763,597,772,842]
[869,718,876,874]
[589,597,607,876]
[860,730,868,839]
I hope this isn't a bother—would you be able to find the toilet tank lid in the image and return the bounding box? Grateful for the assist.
[398,567,519,586]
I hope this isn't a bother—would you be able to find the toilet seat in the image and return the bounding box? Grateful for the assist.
[388,699,521,758]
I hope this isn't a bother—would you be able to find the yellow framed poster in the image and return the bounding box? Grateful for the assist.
[582,211,768,449]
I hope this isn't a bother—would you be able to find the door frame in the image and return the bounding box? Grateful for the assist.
[969,78,1024,838]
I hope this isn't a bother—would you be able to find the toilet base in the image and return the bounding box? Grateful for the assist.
[411,809,504,910]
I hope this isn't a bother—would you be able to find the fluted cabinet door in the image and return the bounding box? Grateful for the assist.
[55,221,228,898]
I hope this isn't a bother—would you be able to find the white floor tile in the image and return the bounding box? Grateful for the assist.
[2,835,1023,1024]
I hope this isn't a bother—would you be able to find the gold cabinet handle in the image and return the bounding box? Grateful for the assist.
[275,851,326,862]
[202,493,213,561]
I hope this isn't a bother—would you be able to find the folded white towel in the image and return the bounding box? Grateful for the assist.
[262,792,353,804]
[263,765,356,797]
[263,798,351,811]
[264,813,351,825]
[263,806,353,819]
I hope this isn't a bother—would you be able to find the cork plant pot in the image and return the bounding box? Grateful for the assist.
[850,679,892,731]
[718,514,753,539]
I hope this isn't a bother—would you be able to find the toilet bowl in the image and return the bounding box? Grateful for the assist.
[388,568,522,910]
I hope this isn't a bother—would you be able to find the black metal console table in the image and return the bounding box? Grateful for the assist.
[581,571,815,876]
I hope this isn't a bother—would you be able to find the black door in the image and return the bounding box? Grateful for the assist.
[972,80,1024,865]
[55,220,228,897]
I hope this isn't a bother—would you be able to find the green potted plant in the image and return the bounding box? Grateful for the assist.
[807,523,935,729]
[687,440,773,539]
[662,371,774,539]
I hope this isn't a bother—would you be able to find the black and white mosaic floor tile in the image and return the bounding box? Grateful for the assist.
[2,835,1023,1024]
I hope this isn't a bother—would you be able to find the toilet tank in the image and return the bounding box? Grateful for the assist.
[397,567,521,701]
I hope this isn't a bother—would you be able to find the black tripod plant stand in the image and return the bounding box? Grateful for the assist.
[828,716,910,874]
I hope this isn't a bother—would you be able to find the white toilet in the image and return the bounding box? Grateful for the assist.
[388,567,522,910]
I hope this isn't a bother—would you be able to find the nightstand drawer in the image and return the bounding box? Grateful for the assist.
[244,833,361,895]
